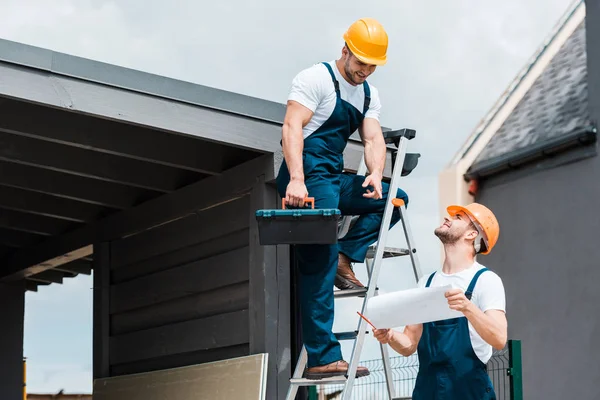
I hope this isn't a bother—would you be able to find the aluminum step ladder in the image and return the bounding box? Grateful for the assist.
[285,128,424,400]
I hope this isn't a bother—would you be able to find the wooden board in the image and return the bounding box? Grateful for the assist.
[93,353,269,400]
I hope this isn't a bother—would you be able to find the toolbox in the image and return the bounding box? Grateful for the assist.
[255,197,342,245]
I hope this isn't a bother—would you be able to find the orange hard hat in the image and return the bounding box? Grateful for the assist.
[343,18,388,66]
[447,203,500,255]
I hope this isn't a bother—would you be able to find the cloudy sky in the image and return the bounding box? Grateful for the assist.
[1,0,575,394]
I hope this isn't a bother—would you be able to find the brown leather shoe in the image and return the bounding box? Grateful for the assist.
[304,360,370,379]
[335,253,365,290]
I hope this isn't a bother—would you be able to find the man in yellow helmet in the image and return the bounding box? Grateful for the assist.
[276,18,409,379]
[373,203,508,399]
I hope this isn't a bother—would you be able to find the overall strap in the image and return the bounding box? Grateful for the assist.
[321,62,340,98]
[362,81,371,114]
[465,268,489,300]
[425,272,436,288]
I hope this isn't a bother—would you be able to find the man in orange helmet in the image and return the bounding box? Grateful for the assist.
[373,203,507,399]
[276,18,409,379]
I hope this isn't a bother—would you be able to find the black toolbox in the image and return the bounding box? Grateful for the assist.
[255,197,341,245]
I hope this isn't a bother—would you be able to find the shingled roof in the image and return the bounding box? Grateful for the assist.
[474,20,590,160]
[466,8,597,179]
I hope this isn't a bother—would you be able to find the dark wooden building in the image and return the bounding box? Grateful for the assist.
[0,38,398,399]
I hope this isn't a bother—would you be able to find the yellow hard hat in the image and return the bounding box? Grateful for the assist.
[447,203,500,255]
[343,18,388,66]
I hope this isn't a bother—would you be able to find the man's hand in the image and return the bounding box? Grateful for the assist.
[362,172,383,200]
[285,178,309,208]
[373,328,394,344]
[445,289,473,313]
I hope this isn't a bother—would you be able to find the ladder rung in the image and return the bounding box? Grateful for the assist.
[334,287,368,298]
[367,245,410,259]
[290,376,348,386]
[334,331,369,341]
[335,331,357,340]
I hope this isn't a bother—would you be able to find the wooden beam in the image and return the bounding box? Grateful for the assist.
[0,208,80,236]
[0,131,203,193]
[0,99,261,175]
[54,260,93,276]
[0,185,110,223]
[0,161,157,209]
[0,154,274,281]
[0,227,43,248]
[26,269,65,284]
[93,242,111,379]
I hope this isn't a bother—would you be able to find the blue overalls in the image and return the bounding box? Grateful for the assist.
[412,268,496,400]
[276,62,409,368]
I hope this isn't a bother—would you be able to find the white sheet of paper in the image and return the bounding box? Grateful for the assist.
[365,285,464,328]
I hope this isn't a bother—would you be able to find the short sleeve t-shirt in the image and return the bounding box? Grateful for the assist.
[417,262,506,363]
[287,61,382,139]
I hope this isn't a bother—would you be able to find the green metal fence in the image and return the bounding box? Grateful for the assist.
[308,340,523,399]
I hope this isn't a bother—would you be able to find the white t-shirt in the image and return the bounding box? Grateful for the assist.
[287,61,382,139]
[417,262,506,364]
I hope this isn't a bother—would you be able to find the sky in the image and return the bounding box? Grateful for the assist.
[0,0,576,394]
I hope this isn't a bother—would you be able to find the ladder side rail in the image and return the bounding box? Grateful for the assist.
[380,343,396,399]
[285,346,307,399]
[340,136,410,400]
[398,206,424,282]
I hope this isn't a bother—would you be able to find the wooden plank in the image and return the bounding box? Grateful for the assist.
[109,309,250,365]
[110,196,250,269]
[27,269,65,284]
[1,154,273,281]
[0,130,203,193]
[54,260,92,275]
[109,344,250,377]
[0,244,16,260]
[0,160,156,209]
[111,228,248,283]
[0,99,261,175]
[0,184,109,223]
[0,227,43,248]
[111,282,249,335]
[110,247,249,314]
[93,242,111,379]
[95,353,268,400]
[0,208,80,236]
[248,178,291,400]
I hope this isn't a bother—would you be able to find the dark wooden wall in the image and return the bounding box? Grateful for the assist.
[93,179,291,400]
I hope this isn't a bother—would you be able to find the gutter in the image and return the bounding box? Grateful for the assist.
[464,125,597,181]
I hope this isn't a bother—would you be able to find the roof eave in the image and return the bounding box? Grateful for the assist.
[465,125,597,181]
[0,37,288,124]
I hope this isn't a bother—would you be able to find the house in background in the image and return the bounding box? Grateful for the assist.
[439,0,600,398]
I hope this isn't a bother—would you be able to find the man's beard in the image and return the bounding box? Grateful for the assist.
[344,60,362,85]
[434,227,460,244]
